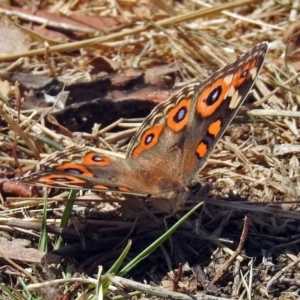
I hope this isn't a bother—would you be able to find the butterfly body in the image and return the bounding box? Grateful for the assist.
[19,42,268,213]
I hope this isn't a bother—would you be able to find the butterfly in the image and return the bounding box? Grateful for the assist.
[18,42,268,213]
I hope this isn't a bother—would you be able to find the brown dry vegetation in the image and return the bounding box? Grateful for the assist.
[0,0,300,299]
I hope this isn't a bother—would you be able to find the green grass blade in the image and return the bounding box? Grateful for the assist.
[34,134,65,151]
[38,189,48,252]
[55,189,77,249]
[100,240,132,295]
[0,283,27,300]
[118,202,203,276]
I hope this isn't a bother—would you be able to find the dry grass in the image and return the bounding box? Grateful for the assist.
[1,0,300,299]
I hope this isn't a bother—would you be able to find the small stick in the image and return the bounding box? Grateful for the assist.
[0,248,37,283]
[172,263,183,292]
[212,216,249,284]
[111,275,231,300]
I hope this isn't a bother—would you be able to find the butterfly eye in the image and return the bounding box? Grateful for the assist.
[241,69,249,77]
[132,125,163,157]
[166,98,191,131]
[92,155,102,162]
[145,133,154,144]
[207,86,222,105]
[40,174,86,185]
[174,107,187,122]
[56,163,94,177]
[65,168,82,175]
[84,153,111,166]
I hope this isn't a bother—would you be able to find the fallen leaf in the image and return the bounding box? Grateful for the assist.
[0,24,29,54]
[0,236,44,264]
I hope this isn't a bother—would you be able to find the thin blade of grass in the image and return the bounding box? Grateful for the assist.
[55,189,78,249]
[118,201,203,276]
[0,282,27,300]
[38,189,48,252]
[34,134,65,151]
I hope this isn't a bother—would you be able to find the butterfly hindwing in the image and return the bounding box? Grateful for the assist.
[20,147,146,195]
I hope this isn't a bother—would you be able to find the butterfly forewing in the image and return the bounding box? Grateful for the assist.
[179,42,268,181]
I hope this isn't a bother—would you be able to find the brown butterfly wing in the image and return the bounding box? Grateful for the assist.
[19,147,154,195]
[126,42,268,186]
[126,82,199,180]
[180,42,268,182]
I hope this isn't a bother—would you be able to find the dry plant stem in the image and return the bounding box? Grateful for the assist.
[175,27,211,67]
[289,0,300,21]
[0,248,38,283]
[98,118,124,135]
[113,214,139,250]
[204,199,300,221]
[151,0,178,16]
[0,8,95,34]
[146,20,204,76]
[197,0,282,30]
[2,57,23,72]
[172,263,183,292]
[191,225,244,263]
[13,82,22,168]
[249,109,300,118]
[111,275,230,300]
[15,82,21,122]
[254,72,300,106]
[6,17,61,46]
[7,196,66,203]
[0,0,260,61]
[212,216,249,284]
[0,265,22,276]
[239,268,251,299]
[0,103,39,158]
[27,277,97,291]
[266,256,300,296]
[4,105,71,145]
[5,218,71,236]
[104,128,137,145]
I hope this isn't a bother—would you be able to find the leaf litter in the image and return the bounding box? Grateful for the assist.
[0,0,300,299]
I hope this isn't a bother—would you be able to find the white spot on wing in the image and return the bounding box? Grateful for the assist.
[228,86,236,97]
[223,73,234,85]
[229,90,242,108]
[249,68,258,79]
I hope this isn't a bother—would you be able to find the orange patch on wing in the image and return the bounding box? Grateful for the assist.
[84,152,111,166]
[166,98,191,131]
[40,174,86,185]
[232,61,256,88]
[118,186,131,192]
[208,119,222,137]
[56,163,94,177]
[132,125,163,157]
[196,142,208,158]
[196,79,228,118]
[93,184,110,190]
